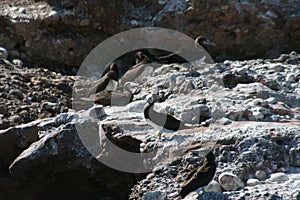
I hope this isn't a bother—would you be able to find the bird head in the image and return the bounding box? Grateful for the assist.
[195,36,216,50]
[145,93,159,104]
[135,51,150,64]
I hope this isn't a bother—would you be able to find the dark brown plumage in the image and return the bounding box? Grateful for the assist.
[90,82,139,106]
[144,93,191,138]
[141,36,215,64]
[88,63,119,96]
[180,149,217,199]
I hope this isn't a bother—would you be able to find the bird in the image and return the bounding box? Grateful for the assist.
[100,50,142,79]
[88,62,119,96]
[89,82,140,106]
[119,51,157,85]
[141,36,216,64]
[143,92,192,139]
[180,147,217,199]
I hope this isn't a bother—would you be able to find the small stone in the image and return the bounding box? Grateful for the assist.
[9,115,23,124]
[255,170,268,181]
[12,59,23,67]
[265,10,278,18]
[0,104,8,114]
[79,19,90,26]
[217,117,232,125]
[18,7,26,13]
[210,104,225,120]
[144,190,167,200]
[269,103,293,116]
[88,106,106,120]
[268,172,289,182]
[251,111,264,120]
[265,97,277,104]
[295,114,300,120]
[247,178,260,186]
[0,47,8,59]
[9,89,24,100]
[0,120,10,130]
[49,10,57,16]
[204,180,222,192]
[218,172,244,191]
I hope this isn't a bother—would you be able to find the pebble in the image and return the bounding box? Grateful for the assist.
[217,117,232,125]
[144,190,167,200]
[218,172,244,191]
[247,178,260,186]
[0,47,8,59]
[9,115,23,124]
[255,170,268,181]
[265,97,277,104]
[268,172,289,182]
[12,59,23,67]
[204,180,223,192]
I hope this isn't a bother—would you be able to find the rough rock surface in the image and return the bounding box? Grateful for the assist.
[0,61,73,129]
[0,0,300,72]
[0,51,299,199]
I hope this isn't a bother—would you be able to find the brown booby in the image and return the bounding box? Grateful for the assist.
[100,50,141,79]
[142,36,216,64]
[143,92,191,139]
[119,52,154,85]
[180,147,217,199]
[90,82,140,106]
[88,62,119,96]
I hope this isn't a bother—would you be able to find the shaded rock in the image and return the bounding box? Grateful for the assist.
[204,180,222,192]
[144,190,167,200]
[269,103,293,116]
[8,120,146,200]
[0,120,39,168]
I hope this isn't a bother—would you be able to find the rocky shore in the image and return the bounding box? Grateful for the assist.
[0,48,299,199]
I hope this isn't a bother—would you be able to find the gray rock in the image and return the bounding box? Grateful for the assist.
[246,178,260,186]
[255,170,268,181]
[144,190,167,200]
[268,172,289,182]
[218,172,244,191]
[0,47,8,59]
[204,180,223,192]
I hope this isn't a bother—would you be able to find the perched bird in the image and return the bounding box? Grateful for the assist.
[88,62,119,96]
[142,36,216,64]
[101,50,142,79]
[119,52,155,85]
[89,82,140,106]
[180,147,217,199]
[143,92,192,139]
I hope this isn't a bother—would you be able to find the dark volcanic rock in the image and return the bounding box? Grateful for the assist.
[4,117,146,200]
[0,0,300,72]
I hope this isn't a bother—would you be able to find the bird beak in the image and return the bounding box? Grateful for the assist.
[202,39,216,47]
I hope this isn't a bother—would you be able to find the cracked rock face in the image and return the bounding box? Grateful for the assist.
[0,0,300,72]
